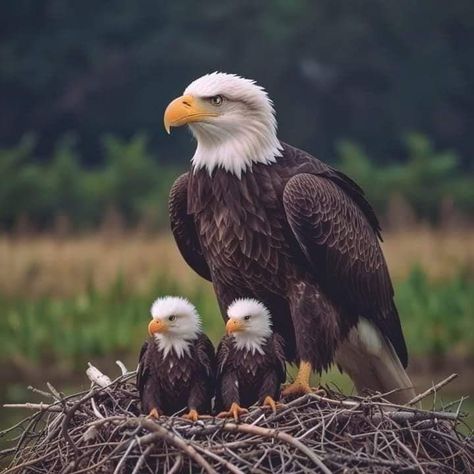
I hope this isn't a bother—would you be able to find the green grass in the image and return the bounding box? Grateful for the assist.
[0,268,472,370]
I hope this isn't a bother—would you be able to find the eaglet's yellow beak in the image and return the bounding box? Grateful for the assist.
[163,95,217,134]
[148,319,168,336]
[226,318,245,334]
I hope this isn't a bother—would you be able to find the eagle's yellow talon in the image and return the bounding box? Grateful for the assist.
[281,381,312,397]
[282,360,313,398]
[261,396,281,413]
[147,408,161,419]
[182,409,199,422]
[217,402,248,421]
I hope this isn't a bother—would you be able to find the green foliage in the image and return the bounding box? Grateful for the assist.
[0,269,472,370]
[337,134,474,220]
[396,267,474,358]
[0,134,179,230]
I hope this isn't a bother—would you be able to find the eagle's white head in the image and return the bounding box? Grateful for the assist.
[148,296,201,358]
[164,72,282,178]
[226,298,273,355]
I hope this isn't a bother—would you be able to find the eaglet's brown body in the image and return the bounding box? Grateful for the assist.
[170,143,408,373]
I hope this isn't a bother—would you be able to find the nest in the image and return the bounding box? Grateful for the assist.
[1,363,473,474]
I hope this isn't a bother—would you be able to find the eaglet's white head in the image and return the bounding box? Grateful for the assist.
[163,72,282,178]
[148,296,202,358]
[226,298,273,355]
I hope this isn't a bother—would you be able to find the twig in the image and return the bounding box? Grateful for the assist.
[407,373,458,406]
[220,423,332,474]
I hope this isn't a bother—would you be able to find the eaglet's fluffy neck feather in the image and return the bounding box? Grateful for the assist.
[185,72,283,178]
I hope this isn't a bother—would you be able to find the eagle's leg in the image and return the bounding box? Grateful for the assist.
[217,402,248,421]
[261,396,282,413]
[147,407,161,419]
[282,360,313,397]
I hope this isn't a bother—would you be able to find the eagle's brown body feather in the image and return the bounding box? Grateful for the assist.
[137,333,215,415]
[169,142,408,374]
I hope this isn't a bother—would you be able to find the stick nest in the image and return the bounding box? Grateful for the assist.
[1,366,473,474]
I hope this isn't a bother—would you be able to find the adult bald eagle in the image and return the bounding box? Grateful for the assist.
[216,299,286,420]
[165,72,415,403]
[137,296,215,420]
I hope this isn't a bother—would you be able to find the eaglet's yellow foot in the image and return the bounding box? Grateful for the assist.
[217,402,248,421]
[182,409,199,422]
[261,396,283,413]
[147,407,161,419]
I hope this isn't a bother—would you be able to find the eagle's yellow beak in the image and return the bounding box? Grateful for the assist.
[163,95,217,134]
[148,319,168,336]
[226,318,245,334]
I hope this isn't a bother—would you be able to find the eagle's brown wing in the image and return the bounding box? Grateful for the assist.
[283,173,408,367]
[136,340,149,396]
[187,333,216,413]
[169,173,212,281]
[196,333,216,378]
[215,336,239,410]
[272,333,287,384]
[136,340,163,414]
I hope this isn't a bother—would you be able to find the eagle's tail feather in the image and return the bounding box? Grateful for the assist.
[335,318,416,405]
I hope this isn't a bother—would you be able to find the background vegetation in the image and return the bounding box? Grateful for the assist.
[1,132,473,231]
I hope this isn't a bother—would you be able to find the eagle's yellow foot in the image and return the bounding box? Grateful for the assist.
[147,408,161,419]
[282,360,313,398]
[281,381,312,397]
[182,409,199,422]
[217,402,248,421]
[261,396,282,413]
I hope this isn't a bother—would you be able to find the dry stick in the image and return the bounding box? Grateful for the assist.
[194,444,245,474]
[220,423,332,474]
[131,444,153,474]
[3,402,62,412]
[137,419,217,474]
[168,454,183,474]
[407,373,458,407]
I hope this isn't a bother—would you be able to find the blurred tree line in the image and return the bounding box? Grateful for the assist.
[0,133,472,231]
[1,0,473,167]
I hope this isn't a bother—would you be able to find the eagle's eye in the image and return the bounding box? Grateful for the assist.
[168,315,176,321]
[209,95,223,106]
[243,315,251,321]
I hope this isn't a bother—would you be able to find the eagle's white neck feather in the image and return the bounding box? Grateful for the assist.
[184,72,283,178]
[154,334,197,359]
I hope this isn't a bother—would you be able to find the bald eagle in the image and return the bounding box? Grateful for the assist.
[137,296,216,420]
[216,299,286,420]
[165,72,416,403]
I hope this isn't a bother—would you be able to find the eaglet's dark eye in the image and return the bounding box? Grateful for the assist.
[244,315,251,321]
[210,95,223,106]
[168,315,176,321]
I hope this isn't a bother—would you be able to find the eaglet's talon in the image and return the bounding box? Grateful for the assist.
[261,396,282,413]
[147,408,161,419]
[182,409,199,422]
[217,402,248,421]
